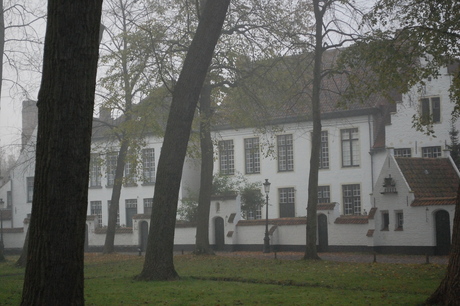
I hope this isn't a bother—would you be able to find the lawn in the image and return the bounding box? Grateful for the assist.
[0,253,446,305]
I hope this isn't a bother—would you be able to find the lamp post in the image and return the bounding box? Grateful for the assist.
[263,179,271,253]
[0,198,5,261]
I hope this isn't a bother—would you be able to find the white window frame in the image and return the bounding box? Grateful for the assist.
[277,134,294,172]
[219,140,234,175]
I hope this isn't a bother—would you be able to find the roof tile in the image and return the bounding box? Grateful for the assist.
[395,158,459,204]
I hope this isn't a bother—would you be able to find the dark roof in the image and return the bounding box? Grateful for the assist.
[237,217,306,226]
[2,227,23,233]
[395,157,459,206]
[334,215,369,224]
[175,220,196,228]
[94,227,133,234]
[228,213,236,223]
[317,203,336,210]
[214,49,393,130]
[368,207,377,219]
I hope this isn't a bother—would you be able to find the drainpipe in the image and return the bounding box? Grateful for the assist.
[368,115,374,191]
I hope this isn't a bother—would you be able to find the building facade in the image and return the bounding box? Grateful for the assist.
[0,62,458,255]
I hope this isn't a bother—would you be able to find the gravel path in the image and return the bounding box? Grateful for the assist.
[216,251,449,265]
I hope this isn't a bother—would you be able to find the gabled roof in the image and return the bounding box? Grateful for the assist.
[395,157,459,206]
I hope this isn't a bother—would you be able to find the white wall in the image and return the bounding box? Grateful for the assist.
[386,66,458,154]
[213,114,378,219]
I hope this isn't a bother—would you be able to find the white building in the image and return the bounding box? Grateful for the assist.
[0,61,458,255]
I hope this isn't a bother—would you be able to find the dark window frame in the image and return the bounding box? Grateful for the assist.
[341,128,360,167]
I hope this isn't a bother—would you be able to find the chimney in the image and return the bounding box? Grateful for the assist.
[21,100,38,150]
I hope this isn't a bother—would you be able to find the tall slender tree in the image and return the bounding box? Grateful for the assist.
[135,0,230,281]
[20,0,102,304]
[303,0,367,260]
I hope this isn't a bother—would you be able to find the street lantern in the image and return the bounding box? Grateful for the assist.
[263,179,271,253]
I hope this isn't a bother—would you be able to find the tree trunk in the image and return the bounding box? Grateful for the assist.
[0,0,4,104]
[103,4,134,254]
[426,182,460,305]
[304,0,324,260]
[15,224,29,267]
[103,140,129,254]
[194,84,215,255]
[135,0,229,281]
[20,1,102,305]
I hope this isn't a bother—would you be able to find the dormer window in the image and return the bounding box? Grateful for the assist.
[381,175,397,194]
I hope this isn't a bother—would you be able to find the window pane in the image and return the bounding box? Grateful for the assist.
[342,184,361,215]
[278,135,293,171]
[219,140,234,175]
[431,97,441,123]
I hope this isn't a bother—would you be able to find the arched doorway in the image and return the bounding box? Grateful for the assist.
[214,217,225,251]
[139,221,149,252]
[435,210,451,255]
[317,214,328,252]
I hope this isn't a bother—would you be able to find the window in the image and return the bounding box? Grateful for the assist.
[381,211,389,231]
[421,97,441,124]
[142,148,155,184]
[422,146,442,158]
[143,198,153,215]
[277,134,294,171]
[89,153,102,187]
[219,140,234,175]
[106,152,118,187]
[26,177,34,203]
[395,211,403,230]
[244,138,260,174]
[6,191,12,208]
[341,128,360,167]
[394,148,412,157]
[247,207,262,220]
[124,158,136,186]
[318,186,330,204]
[107,200,120,227]
[90,201,102,228]
[342,184,361,215]
[279,187,295,217]
[125,199,138,227]
[319,131,329,169]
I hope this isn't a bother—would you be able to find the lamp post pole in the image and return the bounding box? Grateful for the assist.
[263,179,271,253]
[0,207,5,262]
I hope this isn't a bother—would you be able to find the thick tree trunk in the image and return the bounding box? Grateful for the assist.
[20,1,102,304]
[194,84,215,255]
[304,0,324,260]
[103,140,129,254]
[135,0,229,281]
[15,224,29,267]
[426,182,460,305]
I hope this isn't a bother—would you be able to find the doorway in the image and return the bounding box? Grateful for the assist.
[139,221,149,252]
[317,214,328,252]
[435,210,451,255]
[214,217,225,251]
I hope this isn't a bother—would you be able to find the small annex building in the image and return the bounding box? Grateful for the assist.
[369,154,459,255]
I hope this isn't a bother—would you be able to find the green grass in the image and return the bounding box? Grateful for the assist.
[0,253,446,305]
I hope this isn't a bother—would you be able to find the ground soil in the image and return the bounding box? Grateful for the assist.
[215,251,449,265]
